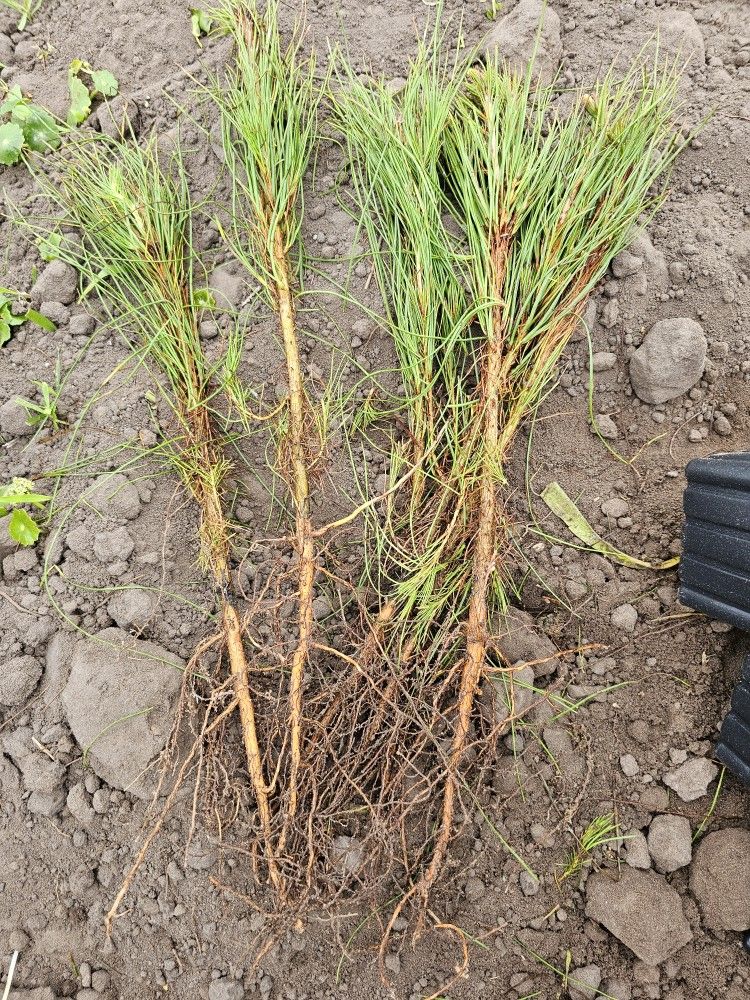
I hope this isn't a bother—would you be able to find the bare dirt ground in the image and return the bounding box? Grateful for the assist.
[1,1,749,999]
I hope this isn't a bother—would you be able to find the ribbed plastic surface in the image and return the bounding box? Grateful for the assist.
[680,452,750,787]
[716,655,750,786]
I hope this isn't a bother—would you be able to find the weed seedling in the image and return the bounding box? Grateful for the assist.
[557,813,623,884]
[18,378,64,432]
[0,477,51,546]
[67,60,119,127]
[0,0,41,30]
[0,85,61,166]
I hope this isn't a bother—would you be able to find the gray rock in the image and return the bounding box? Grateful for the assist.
[491,663,535,725]
[332,834,363,875]
[2,727,65,816]
[592,351,617,372]
[624,828,651,870]
[0,397,33,436]
[208,979,244,1000]
[569,965,602,1000]
[620,753,639,777]
[586,869,693,965]
[647,815,692,873]
[611,251,643,278]
[0,32,13,63]
[0,654,42,706]
[601,497,629,519]
[107,589,158,630]
[602,982,632,1000]
[611,604,638,632]
[690,828,750,931]
[655,9,705,65]
[594,413,619,440]
[209,265,245,310]
[480,0,562,85]
[31,260,78,305]
[85,473,142,520]
[629,319,707,404]
[93,527,135,563]
[62,628,183,797]
[629,232,669,292]
[663,757,718,802]
[496,607,558,677]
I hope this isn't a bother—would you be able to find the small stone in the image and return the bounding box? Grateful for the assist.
[209,265,245,310]
[31,260,78,305]
[601,497,629,519]
[569,965,602,1000]
[85,474,142,520]
[479,0,562,85]
[594,413,619,440]
[663,757,718,802]
[0,655,42,706]
[465,875,485,901]
[383,952,401,976]
[624,829,651,870]
[519,870,540,897]
[713,413,732,436]
[690,828,750,931]
[586,869,693,965]
[208,978,244,1000]
[62,628,183,797]
[93,527,134,563]
[611,604,638,632]
[629,318,707,404]
[107,589,157,630]
[592,351,617,372]
[620,753,640,777]
[612,251,643,278]
[0,397,33,437]
[647,815,692,873]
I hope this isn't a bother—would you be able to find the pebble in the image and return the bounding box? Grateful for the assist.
[690,828,750,931]
[480,0,562,85]
[611,604,638,632]
[569,965,602,1000]
[31,260,78,305]
[624,828,651,869]
[629,318,707,404]
[662,757,718,801]
[594,413,619,440]
[0,655,42,707]
[620,753,640,777]
[601,497,629,519]
[208,979,244,1000]
[586,869,692,965]
[647,814,692,872]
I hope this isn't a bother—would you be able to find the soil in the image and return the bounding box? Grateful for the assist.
[1,2,749,1000]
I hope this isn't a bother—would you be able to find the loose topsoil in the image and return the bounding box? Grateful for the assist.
[1,2,749,999]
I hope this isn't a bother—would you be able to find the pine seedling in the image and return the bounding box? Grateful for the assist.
[335,38,683,954]
[36,132,282,908]
[209,0,325,844]
[557,813,623,883]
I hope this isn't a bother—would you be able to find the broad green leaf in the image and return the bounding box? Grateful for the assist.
[90,69,119,98]
[0,86,24,116]
[21,105,61,153]
[24,308,56,332]
[0,318,10,346]
[67,74,92,127]
[190,8,213,46]
[193,288,216,309]
[37,232,62,262]
[541,481,679,571]
[8,508,40,546]
[0,121,23,166]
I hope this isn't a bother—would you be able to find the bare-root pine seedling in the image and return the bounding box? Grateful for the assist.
[37,134,282,918]
[335,40,683,970]
[209,0,326,858]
